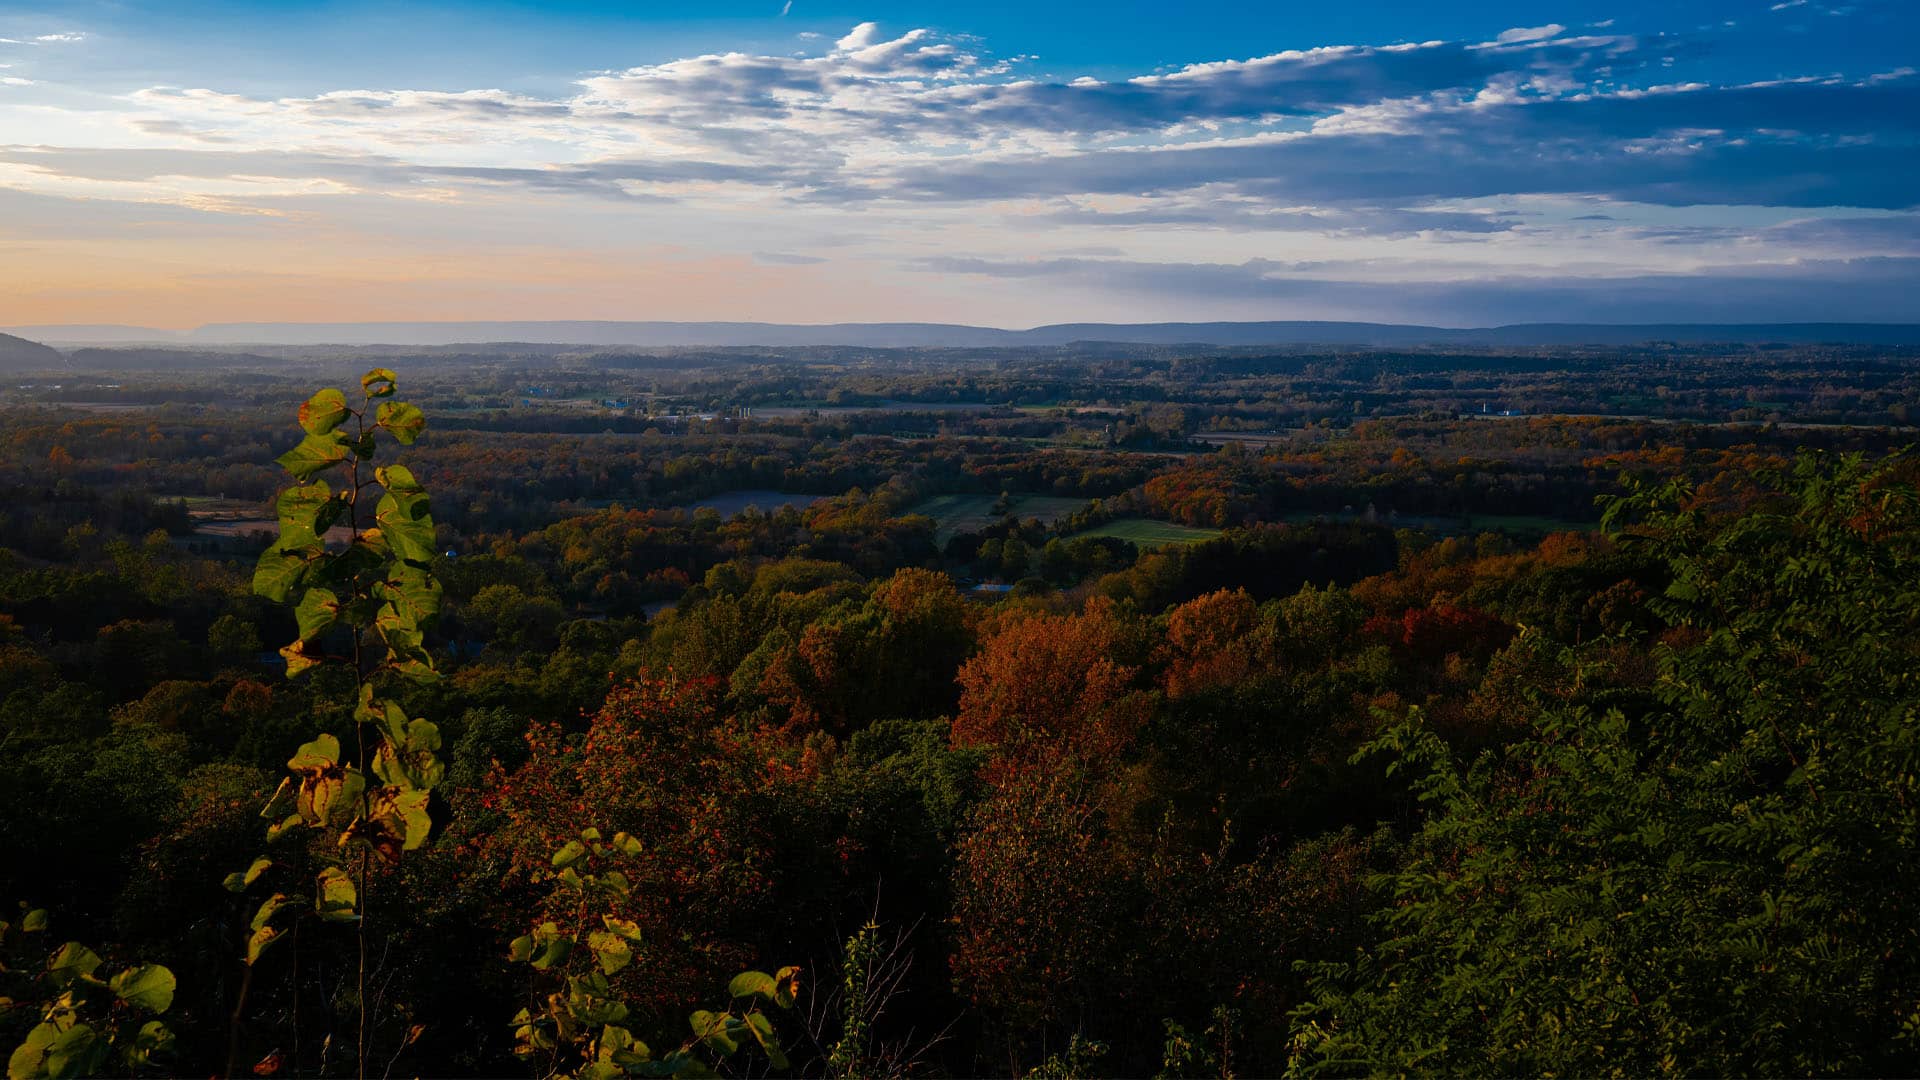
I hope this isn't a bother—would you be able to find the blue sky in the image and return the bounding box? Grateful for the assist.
[0,0,1915,327]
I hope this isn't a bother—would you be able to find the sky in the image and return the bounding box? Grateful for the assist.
[0,0,1916,330]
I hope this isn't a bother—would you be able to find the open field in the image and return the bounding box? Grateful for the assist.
[1070,517,1223,548]
[908,493,1088,541]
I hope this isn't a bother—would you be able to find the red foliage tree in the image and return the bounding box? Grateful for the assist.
[951,597,1148,769]
[1156,588,1262,698]
[469,675,792,1014]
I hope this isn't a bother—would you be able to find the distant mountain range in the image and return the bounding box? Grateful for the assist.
[7,320,1920,350]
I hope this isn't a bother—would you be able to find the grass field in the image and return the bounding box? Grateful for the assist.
[1070,518,1223,548]
[907,493,1088,541]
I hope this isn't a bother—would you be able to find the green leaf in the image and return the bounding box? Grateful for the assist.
[251,893,296,933]
[375,561,444,640]
[109,964,176,1012]
[20,908,48,932]
[273,481,332,546]
[252,555,303,605]
[689,1011,740,1056]
[388,787,433,851]
[127,1020,175,1067]
[744,1011,789,1069]
[298,388,350,435]
[772,965,801,1009]
[376,401,426,444]
[529,938,572,971]
[279,639,326,679]
[245,925,283,967]
[287,738,361,827]
[39,1021,107,1079]
[372,725,444,792]
[602,915,642,943]
[265,813,304,843]
[294,587,342,642]
[728,971,778,1002]
[9,1023,56,1080]
[575,995,629,1027]
[385,647,440,683]
[222,857,273,893]
[45,942,102,987]
[374,465,436,564]
[288,733,340,771]
[362,368,398,397]
[602,1024,654,1068]
[552,839,587,869]
[253,544,316,604]
[276,430,351,480]
[315,866,358,922]
[587,929,633,975]
[508,934,535,963]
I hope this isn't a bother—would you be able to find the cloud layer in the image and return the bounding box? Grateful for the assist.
[0,13,1915,325]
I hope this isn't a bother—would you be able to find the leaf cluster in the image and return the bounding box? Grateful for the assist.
[507,829,800,1079]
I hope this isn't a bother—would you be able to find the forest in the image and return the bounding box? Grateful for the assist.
[1,342,1917,1078]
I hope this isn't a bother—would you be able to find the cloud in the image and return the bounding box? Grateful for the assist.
[1,77,35,86]
[912,253,1920,324]
[1491,24,1566,44]
[33,32,85,43]
[754,251,826,264]
[1032,199,1521,235]
[780,0,793,14]
[868,79,1920,211]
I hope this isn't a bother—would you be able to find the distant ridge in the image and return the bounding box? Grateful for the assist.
[9,320,1920,349]
[0,331,65,371]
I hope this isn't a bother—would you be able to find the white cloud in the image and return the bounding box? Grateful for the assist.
[1493,24,1566,44]
[33,32,85,43]
[1,76,35,86]
[834,22,880,52]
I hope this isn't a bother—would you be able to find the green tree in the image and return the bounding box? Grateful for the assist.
[1288,452,1920,1077]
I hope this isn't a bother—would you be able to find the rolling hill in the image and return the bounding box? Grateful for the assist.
[0,331,64,371]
